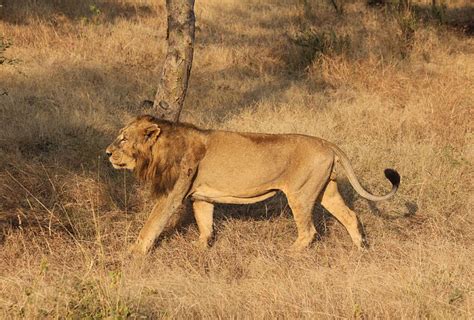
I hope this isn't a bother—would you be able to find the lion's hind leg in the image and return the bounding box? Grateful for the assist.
[285,156,334,251]
[286,195,317,251]
[192,200,214,249]
[320,180,368,249]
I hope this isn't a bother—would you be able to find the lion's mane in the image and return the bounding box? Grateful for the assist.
[133,115,203,197]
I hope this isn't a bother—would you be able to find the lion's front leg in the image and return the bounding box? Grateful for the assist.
[132,165,197,254]
[192,200,214,249]
[131,197,180,254]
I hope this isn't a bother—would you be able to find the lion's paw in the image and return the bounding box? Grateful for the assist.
[192,238,210,250]
[126,243,147,256]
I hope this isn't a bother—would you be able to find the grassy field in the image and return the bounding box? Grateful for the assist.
[1,0,473,318]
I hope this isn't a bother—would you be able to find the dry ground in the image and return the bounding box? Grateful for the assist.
[1,0,473,318]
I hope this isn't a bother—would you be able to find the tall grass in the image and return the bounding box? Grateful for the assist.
[0,0,473,318]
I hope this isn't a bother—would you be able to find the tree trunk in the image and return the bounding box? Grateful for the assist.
[153,0,195,122]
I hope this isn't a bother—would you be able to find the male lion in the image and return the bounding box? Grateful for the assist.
[106,115,400,254]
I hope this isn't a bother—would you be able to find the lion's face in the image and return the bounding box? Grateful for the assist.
[106,117,161,170]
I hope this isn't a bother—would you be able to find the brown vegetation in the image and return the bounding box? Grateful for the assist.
[0,0,473,318]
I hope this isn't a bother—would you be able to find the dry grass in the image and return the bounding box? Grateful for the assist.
[1,0,473,318]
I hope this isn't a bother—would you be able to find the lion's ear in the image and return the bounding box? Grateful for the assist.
[144,124,161,142]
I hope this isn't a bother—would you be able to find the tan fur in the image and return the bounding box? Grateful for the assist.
[106,115,399,253]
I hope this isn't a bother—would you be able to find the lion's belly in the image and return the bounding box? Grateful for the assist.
[189,164,283,204]
[190,186,277,204]
[189,151,287,204]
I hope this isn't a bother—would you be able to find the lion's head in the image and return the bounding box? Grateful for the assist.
[106,115,199,196]
[106,115,161,171]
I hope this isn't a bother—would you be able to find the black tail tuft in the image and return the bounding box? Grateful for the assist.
[384,168,400,187]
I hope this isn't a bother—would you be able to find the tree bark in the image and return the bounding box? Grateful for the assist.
[153,0,195,122]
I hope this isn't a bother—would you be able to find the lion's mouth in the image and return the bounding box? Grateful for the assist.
[112,163,128,169]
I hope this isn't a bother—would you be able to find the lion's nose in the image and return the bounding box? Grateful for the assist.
[106,151,112,157]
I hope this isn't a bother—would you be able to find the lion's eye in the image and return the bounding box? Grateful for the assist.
[120,137,127,144]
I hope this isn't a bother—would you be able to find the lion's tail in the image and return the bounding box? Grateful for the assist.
[328,143,400,202]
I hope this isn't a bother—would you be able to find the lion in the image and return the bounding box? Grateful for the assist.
[106,115,400,254]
